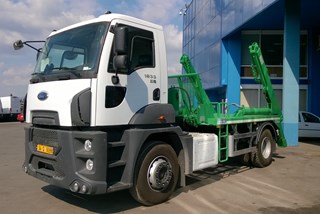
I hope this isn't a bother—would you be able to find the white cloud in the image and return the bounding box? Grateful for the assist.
[123,0,185,26]
[134,0,184,24]
[0,0,96,42]
[0,63,33,96]
[1,64,32,86]
[126,0,185,75]
[164,24,183,75]
[0,0,98,97]
[0,0,184,96]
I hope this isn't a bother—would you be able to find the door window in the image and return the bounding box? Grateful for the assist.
[108,25,154,74]
[302,112,320,123]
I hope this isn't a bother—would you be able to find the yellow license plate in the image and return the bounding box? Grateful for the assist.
[36,144,54,155]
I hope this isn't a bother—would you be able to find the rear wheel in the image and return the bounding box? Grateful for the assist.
[241,153,251,166]
[251,129,275,167]
[130,142,179,206]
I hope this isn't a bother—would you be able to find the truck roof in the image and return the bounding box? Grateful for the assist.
[49,13,163,37]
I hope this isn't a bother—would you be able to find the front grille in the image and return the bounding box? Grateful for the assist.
[30,128,64,178]
[32,128,60,155]
[31,110,60,126]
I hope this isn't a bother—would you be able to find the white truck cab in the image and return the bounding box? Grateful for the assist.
[27,13,169,127]
[22,13,180,205]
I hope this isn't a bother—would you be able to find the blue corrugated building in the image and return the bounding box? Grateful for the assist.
[182,0,320,145]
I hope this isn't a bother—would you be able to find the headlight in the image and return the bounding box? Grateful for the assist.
[86,159,94,171]
[84,140,92,152]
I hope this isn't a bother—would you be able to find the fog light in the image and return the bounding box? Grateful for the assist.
[84,140,92,152]
[86,159,94,171]
[81,184,87,193]
[71,182,79,192]
[23,165,28,173]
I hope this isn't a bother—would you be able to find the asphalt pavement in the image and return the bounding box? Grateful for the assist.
[0,122,320,214]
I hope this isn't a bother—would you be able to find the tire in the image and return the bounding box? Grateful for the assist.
[251,129,275,168]
[130,142,179,206]
[241,153,252,166]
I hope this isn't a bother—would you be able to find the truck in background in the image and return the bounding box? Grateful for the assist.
[14,12,286,206]
[0,95,21,121]
[0,99,3,119]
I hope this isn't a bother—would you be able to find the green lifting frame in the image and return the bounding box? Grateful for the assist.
[178,54,229,162]
[168,55,216,127]
[179,54,212,106]
[168,42,287,154]
[248,42,287,147]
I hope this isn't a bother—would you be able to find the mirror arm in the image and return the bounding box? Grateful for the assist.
[24,41,45,52]
[14,40,45,52]
[112,56,120,84]
[23,43,41,52]
[112,71,120,84]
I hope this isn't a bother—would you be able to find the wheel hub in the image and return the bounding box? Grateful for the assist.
[148,156,173,191]
[261,137,272,159]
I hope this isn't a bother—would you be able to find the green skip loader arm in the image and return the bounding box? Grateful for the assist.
[248,42,287,147]
[176,54,216,126]
[168,45,286,147]
[179,54,212,106]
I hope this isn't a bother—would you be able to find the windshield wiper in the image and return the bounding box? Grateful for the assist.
[52,66,74,70]
[52,67,81,78]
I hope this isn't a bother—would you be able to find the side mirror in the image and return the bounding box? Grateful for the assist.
[113,55,128,70]
[112,26,128,84]
[114,26,128,54]
[13,40,24,50]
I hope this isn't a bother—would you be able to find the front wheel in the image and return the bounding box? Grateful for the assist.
[251,129,275,168]
[130,142,179,206]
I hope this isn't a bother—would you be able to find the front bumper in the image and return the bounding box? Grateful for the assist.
[23,126,108,194]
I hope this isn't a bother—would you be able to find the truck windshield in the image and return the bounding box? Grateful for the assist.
[33,22,109,79]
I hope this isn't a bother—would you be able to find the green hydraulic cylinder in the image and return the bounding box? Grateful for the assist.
[179,54,212,106]
[248,43,287,147]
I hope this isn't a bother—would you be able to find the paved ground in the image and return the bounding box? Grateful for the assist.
[0,122,320,214]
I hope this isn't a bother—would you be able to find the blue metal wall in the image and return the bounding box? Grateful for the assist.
[308,30,320,116]
[183,0,279,90]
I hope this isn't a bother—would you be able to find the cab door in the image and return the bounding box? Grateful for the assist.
[95,22,161,126]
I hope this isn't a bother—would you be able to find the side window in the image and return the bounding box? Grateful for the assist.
[130,36,154,70]
[302,112,320,123]
[108,24,154,74]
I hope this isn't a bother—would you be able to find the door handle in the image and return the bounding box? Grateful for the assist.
[153,88,160,101]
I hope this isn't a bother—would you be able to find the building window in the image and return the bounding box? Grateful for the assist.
[241,31,308,79]
[240,85,307,111]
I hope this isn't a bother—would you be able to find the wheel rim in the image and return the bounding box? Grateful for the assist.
[261,137,272,159]
[147,156,173,191]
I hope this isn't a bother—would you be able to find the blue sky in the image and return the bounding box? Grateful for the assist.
[0,0,186,97]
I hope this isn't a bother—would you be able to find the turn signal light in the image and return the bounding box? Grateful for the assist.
[159,115,166,122]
